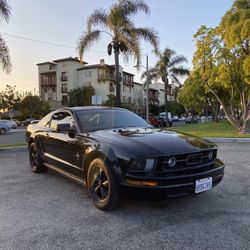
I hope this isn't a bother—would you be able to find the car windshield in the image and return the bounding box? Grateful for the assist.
[76,109,151,132]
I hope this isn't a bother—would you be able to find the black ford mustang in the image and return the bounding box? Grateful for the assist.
[26,107,225,210]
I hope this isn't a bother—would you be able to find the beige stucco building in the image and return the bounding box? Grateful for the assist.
[37,57,173,111]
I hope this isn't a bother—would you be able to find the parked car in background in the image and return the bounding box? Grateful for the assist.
[159,112,172,126]
[26,107,225,211]
[185,116,199,124]
[21,118,39,126]
[13,119,21,126]
[0,119,17,129]
[0,121,10,135]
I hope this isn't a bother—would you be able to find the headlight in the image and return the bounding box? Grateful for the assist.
[129,158,156,172]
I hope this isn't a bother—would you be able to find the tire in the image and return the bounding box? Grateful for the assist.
[0,128,6,135]
[87,158,121,211]
[29,142,47,173]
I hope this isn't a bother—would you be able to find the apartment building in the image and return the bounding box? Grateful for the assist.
[37,57,173,111]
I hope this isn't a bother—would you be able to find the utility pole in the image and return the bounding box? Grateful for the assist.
[146,54,149,121]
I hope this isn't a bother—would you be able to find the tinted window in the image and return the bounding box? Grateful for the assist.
[76,109,150,132]
[50,112,74,130]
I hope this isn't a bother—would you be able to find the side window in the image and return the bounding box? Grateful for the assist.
[38,113,52,127]
[50,112,74,130]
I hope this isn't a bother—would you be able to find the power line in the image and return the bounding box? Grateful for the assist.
[0,32,107,53]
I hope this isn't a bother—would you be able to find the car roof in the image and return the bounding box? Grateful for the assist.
[61,106,128,112]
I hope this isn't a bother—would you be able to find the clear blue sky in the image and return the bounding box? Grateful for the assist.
[0,0,233,92]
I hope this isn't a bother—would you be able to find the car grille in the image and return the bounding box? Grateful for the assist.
[154,149,217,176]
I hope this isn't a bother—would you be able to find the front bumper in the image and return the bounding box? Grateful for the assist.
[121,159,225,196]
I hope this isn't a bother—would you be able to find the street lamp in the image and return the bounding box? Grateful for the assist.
[134,55,149,121]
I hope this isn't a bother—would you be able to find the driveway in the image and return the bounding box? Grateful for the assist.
[0,143,249,250]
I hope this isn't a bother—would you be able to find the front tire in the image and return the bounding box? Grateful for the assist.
[29,142,47,173]
[0,128,6,135]
[87,158,121,210]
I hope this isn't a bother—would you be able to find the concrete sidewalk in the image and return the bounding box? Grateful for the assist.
[206,137,250,143]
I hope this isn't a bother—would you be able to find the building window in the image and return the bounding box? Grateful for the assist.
[61,83,68,93]
[128,97,131,104]
[61,95,68,105]
[85,71,92,77]
[61,72,68,82]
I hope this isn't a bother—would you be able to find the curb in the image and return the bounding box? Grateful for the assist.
[205,138,250,143]
[0,146,27,151]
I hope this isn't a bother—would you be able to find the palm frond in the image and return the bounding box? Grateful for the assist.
[133,27,159,52]
[170,66,190,76]
[0,0,11,22]
[87,9,108,32]
[118,0,149,17]
[170,74,182,85]
[78,30,101,62]
[168,55,188,68]
[0,35,11,73]
[140,67,158,82]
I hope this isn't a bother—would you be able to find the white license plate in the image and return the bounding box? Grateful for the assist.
[195,177,212,193]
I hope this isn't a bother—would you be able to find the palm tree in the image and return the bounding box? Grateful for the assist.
[142,48,189,124]
[78,0,159,107]
[0,0,11,73]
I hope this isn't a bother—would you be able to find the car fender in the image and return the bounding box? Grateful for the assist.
[81,143,122,181]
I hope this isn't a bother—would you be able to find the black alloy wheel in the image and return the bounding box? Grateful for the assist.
[29,142,46,173]
[87,158,120,210]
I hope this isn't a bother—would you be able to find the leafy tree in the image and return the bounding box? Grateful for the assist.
[17,95,50,118]
[0,0,11,73]
[178,71,224,121]
[0,85,21,112]
[142,48,189,123]
[149,104,160,115]
[192,0,250,133]
[103,94,116,107]
[78,0,159,107]
[68,86,95,106]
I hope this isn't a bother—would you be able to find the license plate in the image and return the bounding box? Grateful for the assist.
[195,177,212,193]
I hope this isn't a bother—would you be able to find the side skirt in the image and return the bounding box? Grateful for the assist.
[43,162,87,187]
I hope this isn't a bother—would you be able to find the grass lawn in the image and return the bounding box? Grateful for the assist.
[168,120,250,138]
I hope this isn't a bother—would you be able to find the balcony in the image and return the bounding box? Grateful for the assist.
[40,73,56,91]
[98,73,115,82]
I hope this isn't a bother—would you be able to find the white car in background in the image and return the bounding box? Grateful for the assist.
[0,119,17,129]
[159,112,173,126]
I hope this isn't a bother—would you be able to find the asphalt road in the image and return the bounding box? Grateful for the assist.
[0,143,249,250]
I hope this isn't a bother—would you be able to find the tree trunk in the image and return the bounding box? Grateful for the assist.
[113,43,121,107]
[207,86,241,129]
[240,112,250,134]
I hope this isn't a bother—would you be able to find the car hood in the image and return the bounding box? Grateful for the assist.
[88,128,216,156]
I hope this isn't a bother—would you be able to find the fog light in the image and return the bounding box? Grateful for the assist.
[168,157,176,167]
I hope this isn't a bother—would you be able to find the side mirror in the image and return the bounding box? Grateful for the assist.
[56,123,75,138]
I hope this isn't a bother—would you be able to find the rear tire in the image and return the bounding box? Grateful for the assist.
[87,158,121,210]
[29,142,47,173]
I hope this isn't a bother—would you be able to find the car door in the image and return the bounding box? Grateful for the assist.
[44,111,82,175]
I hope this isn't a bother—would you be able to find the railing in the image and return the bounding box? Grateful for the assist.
[98,73,115,81]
